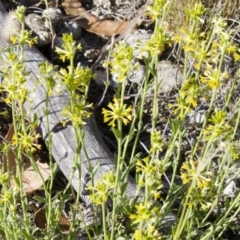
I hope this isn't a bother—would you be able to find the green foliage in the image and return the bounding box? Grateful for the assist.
[1,1,240,240]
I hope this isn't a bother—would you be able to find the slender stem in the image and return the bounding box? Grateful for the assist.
[102,202,108,240]
[110,119,123,240]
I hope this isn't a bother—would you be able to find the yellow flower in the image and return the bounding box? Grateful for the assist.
[181,159,212,189]
[139,27,170,58]
[130,203,152,224]
[88,182,108,205]
[133,228,162,240]
[153,191,160,201]
[200,68,228,90]
[102,97,133,128]
[150,130,163,153]
[0,172,10,183]
[203,110,233,141]
[88,171,115,205]
[12,132,41,152]
[0,190,12,204]
[61,101,93,127]
[133,229,142,240]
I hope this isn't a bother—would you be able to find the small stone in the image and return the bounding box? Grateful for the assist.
[42,7,63,26]
[127,63,145,84]
[127,60,183,93]
[156,60,183,93]
[186,110,205,125]
[62,21,82,40]
[124,29,151,59]
[25,13,52,47]
[223,180,237,197]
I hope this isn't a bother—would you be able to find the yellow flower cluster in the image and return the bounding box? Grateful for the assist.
[61,100,92,128]
[88,171,115,205]
[200,67,228,90]
[181,159,212,188]
[9,6,38,47]
[55,33,82,62]
[104,42,137,83]
[130,202,162,239]
[102,97,133,128]
[169,77,200,119]
[12,132,41,153]
[181,158,214,210]
[150,130,163,153]
[146,0,170,20]
[203,110,233,141]
[136,157,163,201]
[139,27,171,58]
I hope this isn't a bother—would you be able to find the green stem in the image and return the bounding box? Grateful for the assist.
[110,119,123,240]
[102,202,108,240]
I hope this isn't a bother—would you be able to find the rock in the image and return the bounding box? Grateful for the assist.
[124,30,183,93]
[25,13,52,46]
[127,63,146,83]
[223,179,237,197]
[186,110,205,126]
[124,29,151,59]
[156,60,183,93]
[42,7,63,27]
[62,20,82,40]
[127,60,183,94]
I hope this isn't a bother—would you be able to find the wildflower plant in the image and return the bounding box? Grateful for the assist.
[0,6,40,239]
[9,11,37,48]
[55,33,95,227]
[1,1,240,240]
[106,42,138,84]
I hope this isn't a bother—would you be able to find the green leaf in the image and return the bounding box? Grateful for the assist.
[13,176,20,187]
[0,228,5,238]
[61,193,72,202]
[52,162,58,174]
[33,195,47,204]
[112,127,121,140]
[92,162,100,176]
[33,113,38,124]
[22,230,31,240]
[169,118,182,135]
